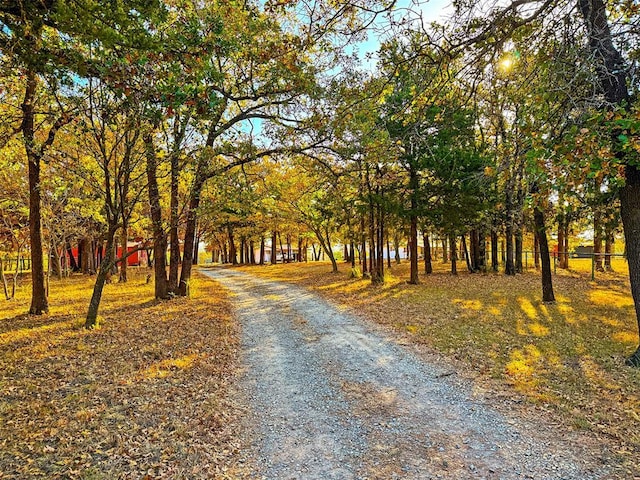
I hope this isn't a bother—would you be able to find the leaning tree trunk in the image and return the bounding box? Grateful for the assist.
[85,228,117,328]
[462,234,473,273]
[178,176,205,296]
[1,257,9,300]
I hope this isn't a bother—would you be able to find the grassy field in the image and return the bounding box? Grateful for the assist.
[0,269,245,480]
[235,258,640,472]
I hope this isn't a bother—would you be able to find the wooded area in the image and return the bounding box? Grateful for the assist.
[1,0,640,361]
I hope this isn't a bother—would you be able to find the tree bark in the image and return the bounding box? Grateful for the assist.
[271,231,277,264]
[515,229,523,273]
[423,233,432,274]
[408,165,419,284]
[491,230,499,272]
[22,71,48,314]
[229,225,238,265]
[119,225,128,283]
[461,234,472,273]
[450,235,457,275]
[259,236,265,265]
[605,231,614,271]
[144,132,169,299]
[578,0,640,365]
[594,214,604,272]
[85,228,116,328]
[168,152,181,292]
[534,206,555,302]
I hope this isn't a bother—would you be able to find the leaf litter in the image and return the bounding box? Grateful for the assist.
[0,270,247,480]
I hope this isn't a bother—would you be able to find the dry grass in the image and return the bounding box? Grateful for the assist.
[236,259,640,468]
[0,269,245,480]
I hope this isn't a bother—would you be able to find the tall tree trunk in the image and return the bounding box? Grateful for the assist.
[144,132,169,299]
[594,214,604,272]
[450,234,457,275]
[351,240,356,267]
[469,229,479,271]
[250,240,256,264]
[563,219,570,269]
[168,153,180,293]
[423,233,432,274]
[394,234,401,264]
[408,166,419,284]
[119,225,128,283]
[193,229,201,265]
[178,172,207,296]
[557,213,565,269]
[534,234,540,269]
[442,237,448,264]
[361,214,368,275]
[477,227,487,273]
[260,236,265,265]
[534,203,555,302]
[491,230,499,271]
[228,225,237,265]
[515,229,523,273]
[23,71,48,314]
[605,231,614,271]
[271,231,277,264]
[505,228,515,275]
[240,236,245,264]
[51,243,62,280]
[579,0,640,365]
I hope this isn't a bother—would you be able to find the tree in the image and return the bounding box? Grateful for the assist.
[0,0,165,313]
[448,0,640,364]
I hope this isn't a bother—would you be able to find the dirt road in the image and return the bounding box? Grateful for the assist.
[202,268,613,479]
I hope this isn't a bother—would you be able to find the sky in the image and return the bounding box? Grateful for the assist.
[352,0,454,70]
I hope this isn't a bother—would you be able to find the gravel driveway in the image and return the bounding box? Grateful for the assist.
[202,268,613,480]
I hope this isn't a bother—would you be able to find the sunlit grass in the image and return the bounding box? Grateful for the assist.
[233,258,640,459]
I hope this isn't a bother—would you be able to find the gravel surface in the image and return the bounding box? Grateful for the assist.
[202,268,613,480]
